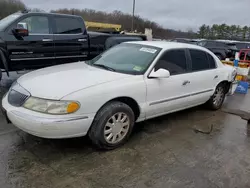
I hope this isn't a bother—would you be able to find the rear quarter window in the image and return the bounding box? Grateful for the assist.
[207,53,217,68]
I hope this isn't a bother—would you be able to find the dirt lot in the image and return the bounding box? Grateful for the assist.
[1,74,250,188]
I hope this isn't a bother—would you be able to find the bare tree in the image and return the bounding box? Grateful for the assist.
[51,8,196,39]
[0,0,26,19]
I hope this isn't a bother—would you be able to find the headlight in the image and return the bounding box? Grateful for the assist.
[23,97,80,115]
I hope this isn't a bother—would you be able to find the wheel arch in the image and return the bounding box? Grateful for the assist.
[217,80,231,93]
[96,96,141,121]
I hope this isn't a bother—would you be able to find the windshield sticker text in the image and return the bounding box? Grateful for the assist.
[139,48,157,54]
[133,66,143,71]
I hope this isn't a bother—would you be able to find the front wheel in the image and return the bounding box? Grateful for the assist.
[88,101,135,150]
[206,84,226,110]
[0,69,2,83]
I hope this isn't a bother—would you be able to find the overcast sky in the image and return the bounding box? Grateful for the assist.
[22,0,250,31]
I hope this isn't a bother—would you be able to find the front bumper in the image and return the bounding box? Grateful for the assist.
[2,95,95,139]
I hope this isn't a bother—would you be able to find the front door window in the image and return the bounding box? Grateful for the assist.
[17,16,49,34]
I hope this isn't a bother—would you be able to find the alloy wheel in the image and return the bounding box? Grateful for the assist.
[104,112,130,144]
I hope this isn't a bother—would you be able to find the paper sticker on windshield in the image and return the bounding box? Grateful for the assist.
[133,66,142,71]
[139,47,157,54]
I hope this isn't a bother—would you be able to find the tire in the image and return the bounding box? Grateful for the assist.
[0,69,2,82]
[88,101,135,150]
[206,83,227,110]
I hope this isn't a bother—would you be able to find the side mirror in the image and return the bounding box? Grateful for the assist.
[12,28,29,37]
[12,22,29,37]
[17,22,28,30]
[149,68,170,78]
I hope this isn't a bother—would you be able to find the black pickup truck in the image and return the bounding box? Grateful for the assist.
[0,11,146,80]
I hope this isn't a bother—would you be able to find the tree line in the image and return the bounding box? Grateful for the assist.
[51,8,193,39]
[198,24,250,41]
[0,0,25,19]
[1,0,250,41]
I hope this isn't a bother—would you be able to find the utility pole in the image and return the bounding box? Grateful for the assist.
[132,0,135,32]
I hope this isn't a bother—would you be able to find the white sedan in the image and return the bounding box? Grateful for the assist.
[2,41,236,149]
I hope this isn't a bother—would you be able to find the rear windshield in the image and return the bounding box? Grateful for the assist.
[0,13,21,31]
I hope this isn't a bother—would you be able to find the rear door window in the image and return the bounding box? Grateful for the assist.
[54,16,84,34]
[190,49,210,71]
[155,49,188,75]
[207,53,216,68]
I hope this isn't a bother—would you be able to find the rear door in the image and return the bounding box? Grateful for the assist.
[52,15,89,64]
[186,49,217,104]
[7,14,54,70]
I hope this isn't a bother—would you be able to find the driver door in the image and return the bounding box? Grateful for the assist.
[7,14,55,70]
[145,49,194,118]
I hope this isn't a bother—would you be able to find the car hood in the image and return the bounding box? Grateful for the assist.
[17,62,131,100]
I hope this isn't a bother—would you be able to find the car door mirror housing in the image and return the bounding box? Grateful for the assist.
[17,22,28,30]
[149,68,170,78]
[12,28,29,37]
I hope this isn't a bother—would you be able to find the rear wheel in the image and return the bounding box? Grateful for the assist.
[88,101,135,150]
[207,84,227,110]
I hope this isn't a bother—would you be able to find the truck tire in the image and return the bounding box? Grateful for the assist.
[0,69,2,82]
[206,83,227,110]
[88,101,135,150]
[0,49,8,77]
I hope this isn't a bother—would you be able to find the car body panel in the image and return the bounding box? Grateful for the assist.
[17,62,132,100]
[2,41,236,139]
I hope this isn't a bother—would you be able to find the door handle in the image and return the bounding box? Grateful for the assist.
[214,75,219,79]
[78,39,87,42]
[42,39,53,42]
[182,80,191,86]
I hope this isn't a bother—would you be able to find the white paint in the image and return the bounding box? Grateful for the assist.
[2,41,236,139]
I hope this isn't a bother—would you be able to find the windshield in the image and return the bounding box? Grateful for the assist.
[88,43,161,75]
[0,13,21,31]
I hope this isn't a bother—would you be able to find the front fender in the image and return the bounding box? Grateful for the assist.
[62,76,147,117]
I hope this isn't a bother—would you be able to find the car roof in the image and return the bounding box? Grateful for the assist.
[126,41,207,51]
[18,11,82,19]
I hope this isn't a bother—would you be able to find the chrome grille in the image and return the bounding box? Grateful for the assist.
[8,89,29,107]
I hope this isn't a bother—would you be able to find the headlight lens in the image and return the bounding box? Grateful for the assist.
[23,97,80,115]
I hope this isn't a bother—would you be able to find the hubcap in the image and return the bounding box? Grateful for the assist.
[213,87,224,106]
[104,112,130,144]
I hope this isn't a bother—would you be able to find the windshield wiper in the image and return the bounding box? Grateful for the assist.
[93,64,116,72]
